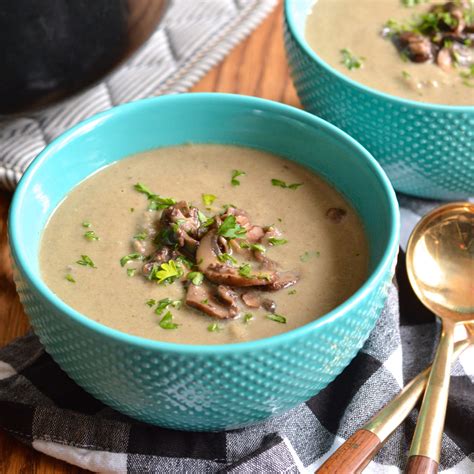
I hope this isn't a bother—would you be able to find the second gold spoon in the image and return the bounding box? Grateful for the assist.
[405,202,474,473]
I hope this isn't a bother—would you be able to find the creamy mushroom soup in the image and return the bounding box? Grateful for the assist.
[40,144,369,345]
[306,0,474,105]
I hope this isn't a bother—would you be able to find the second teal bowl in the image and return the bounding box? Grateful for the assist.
[9,93,399,431]
[284,0,474,200]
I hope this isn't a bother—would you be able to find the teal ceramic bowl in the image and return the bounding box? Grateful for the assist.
[284,0,474,200]
[9,93,399,431]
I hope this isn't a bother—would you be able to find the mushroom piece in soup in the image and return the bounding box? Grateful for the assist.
[40,144,369,345]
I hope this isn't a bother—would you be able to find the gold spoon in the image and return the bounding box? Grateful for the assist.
[405,202,474,473]
[315,326,474,473]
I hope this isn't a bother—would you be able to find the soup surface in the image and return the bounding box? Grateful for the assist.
[306,0,474,105]
[40,145,368,345]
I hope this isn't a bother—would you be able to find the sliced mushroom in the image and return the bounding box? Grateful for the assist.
[326,207,347,223]
[142,247,178,277]
[186,283,238,319]
[397,32,433,63]
[242,291,262,308]
[266,271,299,291]
[197,230,275,287]
[437,47,453,71]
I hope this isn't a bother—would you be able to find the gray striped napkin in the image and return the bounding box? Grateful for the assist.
[0,0,278,190]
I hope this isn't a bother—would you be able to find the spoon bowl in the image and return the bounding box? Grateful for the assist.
[405,202,474,473]
[407,202,474,321]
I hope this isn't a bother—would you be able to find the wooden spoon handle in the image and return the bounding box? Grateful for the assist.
[405,455,438,474]
[316,429,381,473]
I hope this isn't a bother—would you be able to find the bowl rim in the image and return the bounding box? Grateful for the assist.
[284,0,473,112]
[9,93,400,355]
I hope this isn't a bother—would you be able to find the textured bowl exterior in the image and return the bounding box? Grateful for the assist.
[13,264,392,431]
[284,0,474,200]
[9,93,399,431]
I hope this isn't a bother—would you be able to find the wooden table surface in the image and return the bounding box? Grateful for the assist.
[0,2,299,472]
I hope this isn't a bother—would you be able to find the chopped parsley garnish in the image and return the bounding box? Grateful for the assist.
[127,268,137,277]
[300,250,321,262]
[460,65,474,88]
[134,182,176,211]
[134,182,153,197]
[134,231,147,241]
[65,274,76,283]
[187,271,204,285]
[120,253,143,267]
[231,170,246,186]
[288,289,297,295]
[217,215,247,239]
[340,48,364,70]
[130,208,135,213]
[201,298,209,304]
[146,299,157,307]
[176,255,194,269]
[207,322,222,332]
[202,194,217,207]
[402,0,426,7]
[155,298,182,315]
[84,230,99,241]
[268,237,288,246]
[238,263,253,278]
[401,70,411,80]
[76,255,96,268]
[266,313,287,324]
[82,221,91,228]
[243,313,254,323]
[217,253,238,265]
[148,260,183,285]
[159,311,179,330]
[198,211,214,227]
[271,179,303,190]
[239,241,266,253]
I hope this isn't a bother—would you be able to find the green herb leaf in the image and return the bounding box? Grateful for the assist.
[146,299,157,307]
[238,263,253,279]
[401,0,426,7]
[217,253,238,265]
[202,194,217,207]
[154,298,181,315]
[82,221,91,228]
[340,48,364,70]
[231,169,246,186]
[243,313,254,323]
[159,311,179,330]
[134,231,147,240]
[239,241,266,253]
[65,273,76,283]
[130,208,135,213]
[76,255,96,268]
[84,230,99,241]
[268,237,288,246]
[300,250,321,262]
[134,182,176,211]
[120,253,143,267]
[401,70,411,80]
[147,195,177,211]
[134,182,154,197]
[288,289,297,295]
[217,215,247,239]
[187,271,204,285]
[201,298,209,304]
[197,211,214,228]
[266,313,287,324]
[207,322,222,332]
[127,268,136,277]
[148,260,183,285]
[271,179,304,190]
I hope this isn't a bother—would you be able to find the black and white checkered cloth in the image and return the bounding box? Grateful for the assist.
[0,197,472,473]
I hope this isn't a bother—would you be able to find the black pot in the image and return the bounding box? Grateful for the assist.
[0,0,168,115]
